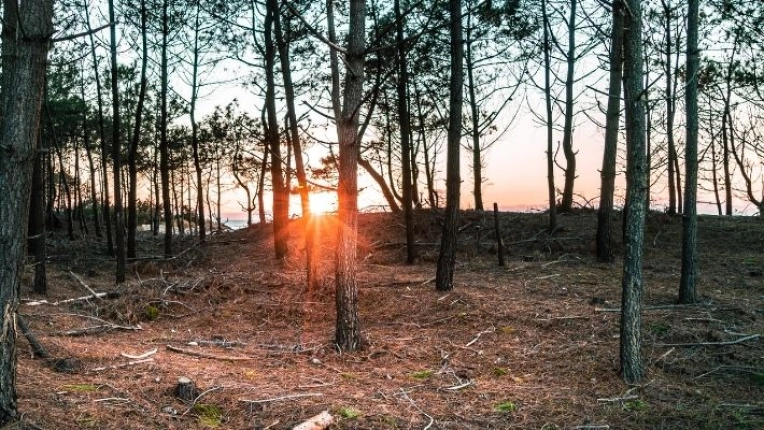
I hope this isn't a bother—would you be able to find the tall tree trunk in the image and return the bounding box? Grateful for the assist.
[395,0,416,263]
[190,3,207,244]
[679,0,699,304]
[0,0,53,422]
[80,70,102,239]
[160,0,173,257]
[47,111,75,241]
[330,0,366,351]
[560,0,577,213]
[620,0,647,385]
[108,0,127,283]
[29,131,47,295]
[596,0,624,263]
[436,0,463,291]
[664,2,678,215]
[128,0,148,259]
[711,122,722,215]
[272,0,316,285]
[85,0,114,255]
[264,3,289,259]
[465,8,483,211]
[541,0,557,231]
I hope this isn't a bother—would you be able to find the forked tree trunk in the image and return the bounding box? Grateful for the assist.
[435,0,464,291]
[128,0,148,259]
[595,0,624,263]
[0,0,53,423]
[620,0,648,385]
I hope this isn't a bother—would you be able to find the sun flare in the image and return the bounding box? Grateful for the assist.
[310,192,338,215]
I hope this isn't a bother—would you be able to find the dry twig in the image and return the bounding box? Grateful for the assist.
[166,344,256,361]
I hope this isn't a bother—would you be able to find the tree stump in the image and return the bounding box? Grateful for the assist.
[174,376,198,402]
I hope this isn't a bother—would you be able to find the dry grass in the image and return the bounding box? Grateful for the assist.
[10,210,764,429]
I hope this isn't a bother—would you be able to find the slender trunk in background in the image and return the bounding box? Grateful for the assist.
[645,61,652,211]
[679,0,699,304]
[435,0,463,291]
[0,0,53,422]
[29,132,47,295]
[330,0,366,351]
[465,9,483,211]
[108,0,126,282]
[85,0,114,255]
[273,0,317,285]
[541,0,557,231]
[46,103,76,241]
[560,0,578,213]
[620,0,647,384]
[190,3,206,244]
[80,68,101,238]
[160,0,173,256]
[395,0,416,263]
[596,0,624,263]
[711,123,722,215]
[664,2,678,215]
[74,137,88,235]
[264,4,289,259]
[128,0,148,259]
[415,87,437,207]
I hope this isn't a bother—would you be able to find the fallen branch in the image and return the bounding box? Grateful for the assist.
[24,291,119,306]
[465,327,495,347]
[291,410,334,430]
[88,358,154,373]
[58,324,143,337]
[239,393,324,404]
[399,388,434,430]
[443,381,473,391]
[121,348,158,360]
[655,334,760,347]
[597,394,639,403]
[166,345,256,361]
[595,303,709,313]
[69,271,102,300]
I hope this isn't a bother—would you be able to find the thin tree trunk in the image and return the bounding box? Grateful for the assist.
[541,0,557,231]
[108,0,127,283]
[127,0,148,259]
[664,2,677,215]
[160,0,173,256]
[436,0,463,292]
[80,69,101,239]
[29,131,47,295]
[190,3,206,244]
[679,0,699,304]
[84,0,113,255]
[560,0,577,213]
[620,0,647,385]
[395,0,416,263]
[596,0,624,263]
[465,8,483,211]
[263,4,288,258]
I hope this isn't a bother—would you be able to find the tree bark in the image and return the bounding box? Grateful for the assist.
[596,0,624,263]
[679,0,699,304]
[331,0,366,351]
[435,0,464,291]
[620,0,647,385]
[0,0,53,423]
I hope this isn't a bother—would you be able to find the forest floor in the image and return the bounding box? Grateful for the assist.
[9,210,764,429]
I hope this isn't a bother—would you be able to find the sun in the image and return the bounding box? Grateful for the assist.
[310,192,338,215]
